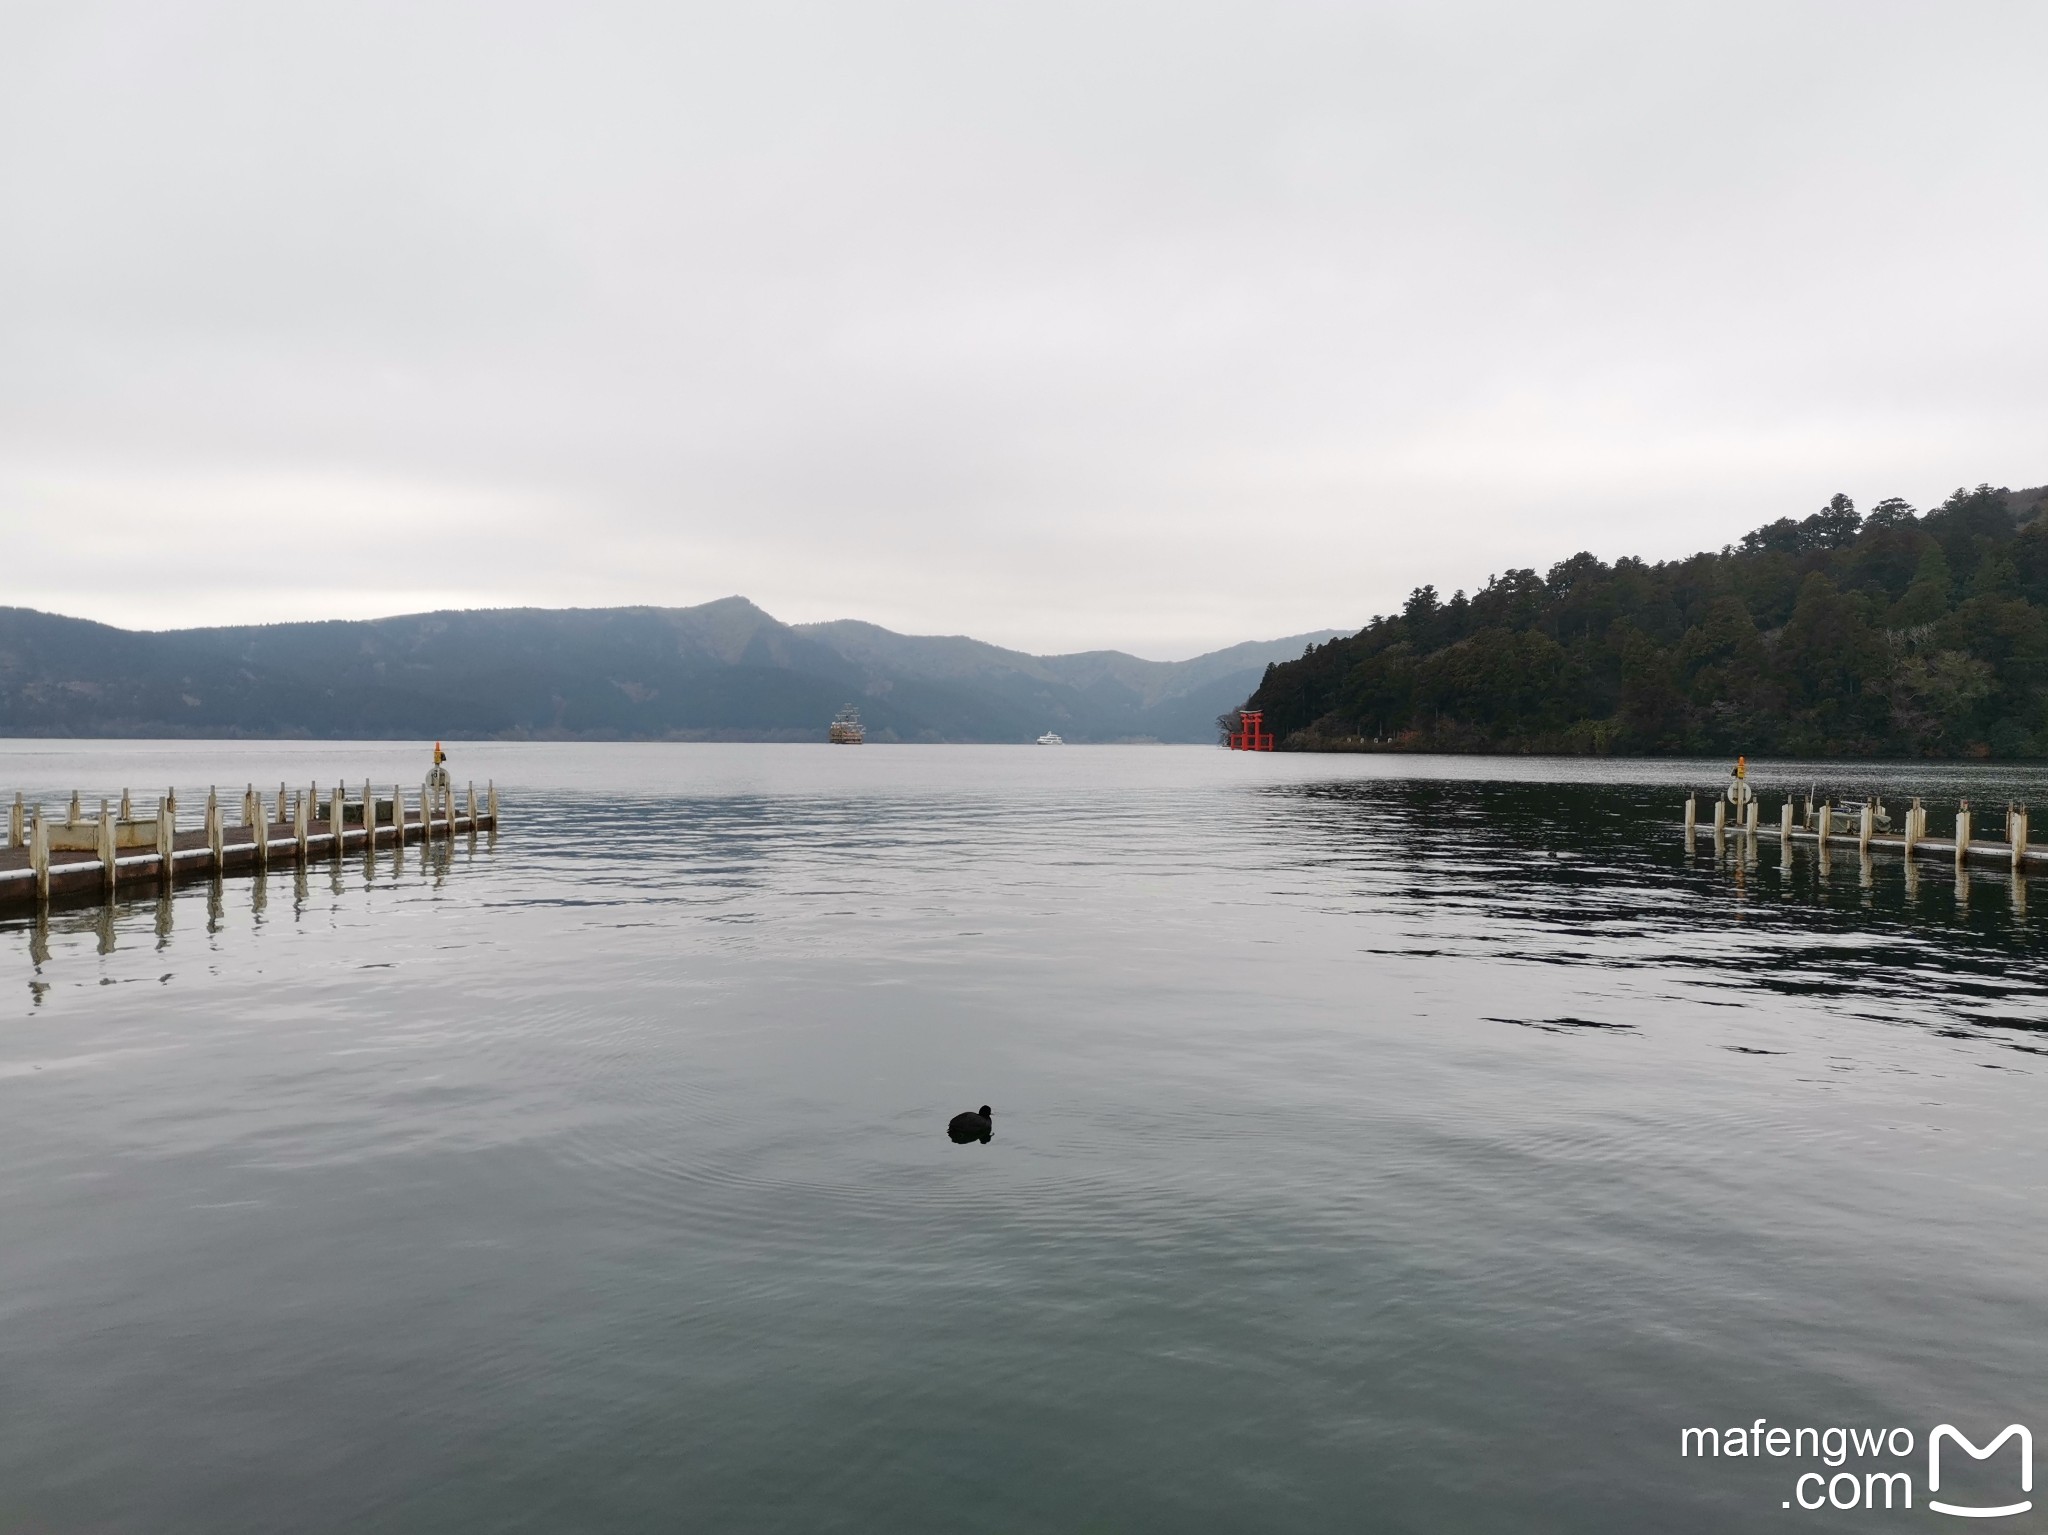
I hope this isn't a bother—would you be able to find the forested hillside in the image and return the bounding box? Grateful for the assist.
[1241,482,2048,757]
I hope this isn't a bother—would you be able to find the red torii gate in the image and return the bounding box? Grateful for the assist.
[1228,710,1273,751]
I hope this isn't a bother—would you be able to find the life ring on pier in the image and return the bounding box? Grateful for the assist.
[1725,778,1754,809]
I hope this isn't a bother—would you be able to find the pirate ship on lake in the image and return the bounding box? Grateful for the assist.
[828,705,866,745]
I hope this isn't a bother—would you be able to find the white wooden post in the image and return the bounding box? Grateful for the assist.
[330,785,345,854]
[295,791,309,858]
[1859,802,1872,853]
[1712,798,1726,836]
[424,779,436,837]
[8,791,21,851]
[158,794,175,876]
[99,801,116,894]
[466,782,477,828]
[67,790,81,826]
[1779,800,1793,842]
[31,810,49,900]
[2017,807,2031,869]
[391,784,405,844]
[1816,802,1831,850]
[119,788,132,821]
[1683,793,1696,845]
[1745,799,1759,835]
[487,781,498,825]
[1956,801,1971,865]
[207,790,224,870]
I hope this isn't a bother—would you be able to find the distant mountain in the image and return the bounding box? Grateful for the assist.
[0,598,1341,743]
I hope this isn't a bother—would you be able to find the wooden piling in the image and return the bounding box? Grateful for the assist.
[8,791,20,851]
[1817,801,1831,851]
[1955,801,1971,866]
[158,794,175,873]
[98,802,116,894]
[119,788,132,821]
[1859,802,1872,853]
[295,790,309,857]
[487,782,498,825]
[330,785,344,855]
[2017,807,2031,870]
[206,790,224,871]
[1779,800,1793,843]
[466,782,477,828]
[31,811,49,899]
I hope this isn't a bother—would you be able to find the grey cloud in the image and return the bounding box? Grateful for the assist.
[2,1,2043,656]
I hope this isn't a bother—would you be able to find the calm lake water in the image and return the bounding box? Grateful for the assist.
[2,743,2045,1533]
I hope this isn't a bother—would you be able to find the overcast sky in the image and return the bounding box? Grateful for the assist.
[3,2,2044,658]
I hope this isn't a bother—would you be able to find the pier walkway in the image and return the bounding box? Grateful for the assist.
[2,782,497,909]
[1687,789,2042,871]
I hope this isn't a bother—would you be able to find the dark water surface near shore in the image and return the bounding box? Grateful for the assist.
[2,744,2045,1533]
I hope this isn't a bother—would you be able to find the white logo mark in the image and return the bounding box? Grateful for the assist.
[1928,1424,2032,1519]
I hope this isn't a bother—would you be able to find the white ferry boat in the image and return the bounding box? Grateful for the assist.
[1036,731,1064,745]
[828,705,866,745]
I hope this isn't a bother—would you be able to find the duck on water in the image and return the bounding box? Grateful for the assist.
[947,1106,993,1144]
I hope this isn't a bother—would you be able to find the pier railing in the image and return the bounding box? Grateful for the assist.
[1683,789,2036,873]
[2,778,498,908]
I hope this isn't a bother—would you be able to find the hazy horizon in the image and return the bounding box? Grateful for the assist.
[4,3,2044,656]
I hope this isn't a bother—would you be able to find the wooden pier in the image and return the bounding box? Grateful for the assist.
[1684,790,2041,870]
[1,778,498,909]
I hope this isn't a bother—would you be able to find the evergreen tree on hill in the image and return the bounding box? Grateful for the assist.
[1243,482,2048,758]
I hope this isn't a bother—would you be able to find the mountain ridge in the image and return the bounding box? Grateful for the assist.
[0,598,1340,743]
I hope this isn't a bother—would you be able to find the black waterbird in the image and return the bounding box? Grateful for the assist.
[947,1105,993,1144]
